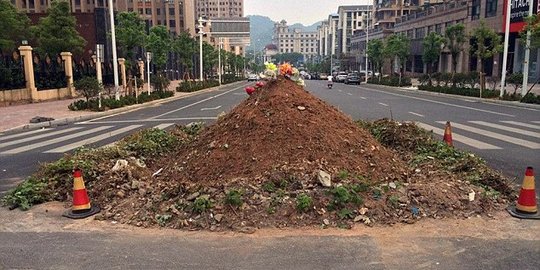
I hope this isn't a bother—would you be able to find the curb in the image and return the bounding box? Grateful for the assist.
[0,81,246,135]
[363,83,540,110]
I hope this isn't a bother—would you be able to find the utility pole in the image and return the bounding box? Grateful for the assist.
[365,10,370,83]
[218,37,223,85]
[146,52,152,94]
[522,0,535,96]
[108,0,120,100]
[197,17,209,82]
[500,0,512,97]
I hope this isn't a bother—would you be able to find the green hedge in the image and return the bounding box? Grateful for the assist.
[418,85,499,98]
[520,92,540,104]
[68,91,174,111]
[176,76,244,92]
[367,76,412,87]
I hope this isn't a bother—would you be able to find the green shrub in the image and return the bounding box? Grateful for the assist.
[225,189,243,207]
[119,128,180,157]
[295,193,313,212]
[521,92,540,104]
[68,90,174,111]
[417,85,499,98]
[193,196,212,213]
[1,177,48,210]
[367,76,412,87]
[74,76,102,102]
[506,73,523,93]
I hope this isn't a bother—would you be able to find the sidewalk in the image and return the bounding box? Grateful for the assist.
[0,80,176,132]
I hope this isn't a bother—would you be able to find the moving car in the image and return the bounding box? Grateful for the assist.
[247,74,259,82]
[320,73,328,80]
[335,72,348,83]
[344,73,361,85]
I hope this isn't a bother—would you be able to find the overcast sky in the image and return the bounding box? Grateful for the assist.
[244,0,371,25]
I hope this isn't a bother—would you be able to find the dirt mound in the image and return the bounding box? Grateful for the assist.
[164,77,407,185]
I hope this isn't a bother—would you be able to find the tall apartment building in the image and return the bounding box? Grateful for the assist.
[373,0,444,30]
[337,5,372,55]
[11,0,196,36]
[273,20,319,62]
[195,0,244,18]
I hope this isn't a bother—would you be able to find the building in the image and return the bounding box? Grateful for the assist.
[11,0,196,36]
[262,44,278,63]
[195,0,244,18]
[273,20,319,62]
[336,5,372,55]
[317,14,339,57]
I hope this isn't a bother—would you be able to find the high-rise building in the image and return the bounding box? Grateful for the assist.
[373,0,443,30]
[195,0,244,18]
[273,20,319,62]
[11,0,196,36]
[317,14,339,57]
[337,5,372,55]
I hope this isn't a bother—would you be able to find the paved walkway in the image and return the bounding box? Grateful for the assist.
[0,81,186,132]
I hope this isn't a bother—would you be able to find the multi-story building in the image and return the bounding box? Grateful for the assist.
[273,20,319,62]
[195,0,244,18]
[317,14,339,57]
[373,0,445,30]
[11,0,196,36]
[336,5,372,55]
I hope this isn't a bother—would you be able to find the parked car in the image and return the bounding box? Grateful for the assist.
[344,73,361,85]
[320,73,328,80]
[335,72,348,83]
[247,74,259,82]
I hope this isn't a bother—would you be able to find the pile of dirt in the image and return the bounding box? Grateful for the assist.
[164,77,407,185]
[4,77,515,232]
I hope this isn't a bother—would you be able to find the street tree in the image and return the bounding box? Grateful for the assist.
[146,25,171,72]
[0,0,31,52]
[470,21,502,95]
[201,42,217,79]
[73,76,102,102]
[173,32,196,81]
[422,32,445,85]
[115,12,146,66]
[523,15,540,48]
[32,0,86,56]
[384,34,410,85]
[367,39,384,81]
[444,23,466,75]
[274,52,304,65]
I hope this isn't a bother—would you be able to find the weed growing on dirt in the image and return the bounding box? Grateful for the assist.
[225,189,243,207]
[120,128,180,157]
[193,196,212,213]
[180,122,204,136]
[1,177,47,210]
[155,214,172,227]
[296,193,313,212]
[262,181,276,193]
[337,170,349,180]
[337,208,355,219]
[327,186,364,211]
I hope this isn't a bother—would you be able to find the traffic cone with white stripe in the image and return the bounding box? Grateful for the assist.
[508,167,540,219]
[443,121,453,147]
[63,169,100,219]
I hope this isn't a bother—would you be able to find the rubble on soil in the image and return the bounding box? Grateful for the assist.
[3,77,516,232]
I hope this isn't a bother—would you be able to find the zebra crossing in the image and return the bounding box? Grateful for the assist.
[0,120,539,155]
[0,123,176,155]
[417,120,540,150]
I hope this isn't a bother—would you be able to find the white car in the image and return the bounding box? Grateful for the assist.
[247,74,259,82]
[335,72,348,83]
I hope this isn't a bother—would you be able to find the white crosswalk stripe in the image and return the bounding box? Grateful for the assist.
[45,125,142,153]
[416,122,501,150]
[436,121,540,149]
[532,121,540,124]
[153,123,174,130]
[2,126,112,154]
[469,121,540,139]
[0,128,48,142]
[0,127,83,149]
[500,121,540,130]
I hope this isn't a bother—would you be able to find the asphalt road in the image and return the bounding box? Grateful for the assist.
[0,80,539,195]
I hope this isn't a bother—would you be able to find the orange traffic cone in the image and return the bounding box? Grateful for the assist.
[63,169,100,219]
[443,121,453,147]
[508,167,540,219]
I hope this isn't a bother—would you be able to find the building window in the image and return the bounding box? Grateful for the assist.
[435,24,442,34]
[415,27,425,39]
[485,0,497,18]
[471,0,481,20]
[145,8,152,15]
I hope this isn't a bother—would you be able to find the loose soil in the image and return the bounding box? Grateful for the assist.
[4,77,516,232]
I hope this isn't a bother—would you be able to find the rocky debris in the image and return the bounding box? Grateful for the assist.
[317,170,332,187]
[112,159,129,172]
[297,106,306,111]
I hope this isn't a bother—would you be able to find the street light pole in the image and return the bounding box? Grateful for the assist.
[500,0,512,97]
[522,0,535,96]
[218,37,222,85]
[146,52,152,94]
[365,11,370,83]
[107,0,120,100]
[197,17,206,82]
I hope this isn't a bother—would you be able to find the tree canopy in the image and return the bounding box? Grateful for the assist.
[32,0,86,56]
[367,39,384,79]
[422,32,444,75]
[0,0,31,52]
[115,12,146,63]
[445,23,467,73]
[146,26,172,71]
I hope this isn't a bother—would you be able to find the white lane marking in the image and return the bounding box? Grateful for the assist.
[469,121,540,138]
[417,122,501,150]
[347,93,353,96]
[201,105,222,111]
[437,121,540,149]
[358,86,515,117]
[500,121,540,130]
[409,112,425,117]
[0,129,48,142]
[149,85,244,119]
[0,127,83,149]
[378,102,389,107]
[3,126,112,154]
[81,117,218,124]
[153,123,174,130]
[360,97,367,100]
[533,121,540,124]
[45,125,142,153]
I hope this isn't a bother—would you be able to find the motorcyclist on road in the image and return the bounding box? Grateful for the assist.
[327,75,334,88]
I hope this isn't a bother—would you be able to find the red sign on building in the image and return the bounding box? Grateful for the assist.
[503,0,539,32]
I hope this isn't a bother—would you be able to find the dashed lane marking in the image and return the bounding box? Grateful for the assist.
[409,112,425,117]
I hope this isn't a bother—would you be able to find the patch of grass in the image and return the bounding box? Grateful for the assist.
[295,193,313,212]
[337,208,355,219]
[351,182,370,193]
[155,214,172,227]
[388,195,400,208]
[337,170,349,180]
[181,122,205,136]
[225,189,243,207]
[327,186,364,210]
[193,196,212,213]
[1,177,47,210]
[262,181,276,193]
[120,128,180,157]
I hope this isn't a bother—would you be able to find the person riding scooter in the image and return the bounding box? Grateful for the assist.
[327,75,334,89]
